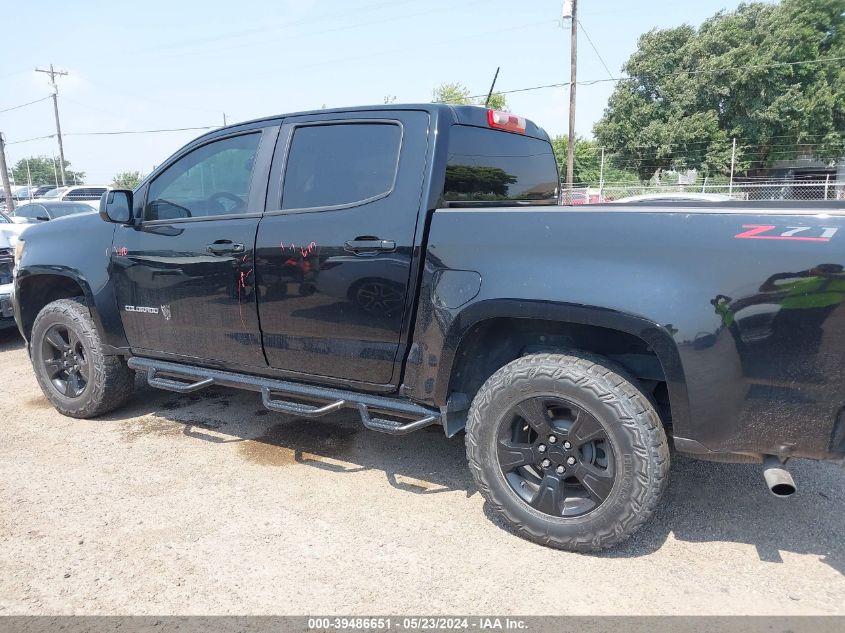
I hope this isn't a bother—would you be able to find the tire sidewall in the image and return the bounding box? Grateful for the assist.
[31,305,98,413]
[473,360,649,539]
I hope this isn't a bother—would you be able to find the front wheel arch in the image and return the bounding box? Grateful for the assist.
[16,272,89,341]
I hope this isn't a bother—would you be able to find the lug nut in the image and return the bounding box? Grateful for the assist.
[555,465,565,475]
[563,441,572,449]
[538,444,547,453]
[567,456,576,465]
[548,435,557,444]
[541,459,551,468]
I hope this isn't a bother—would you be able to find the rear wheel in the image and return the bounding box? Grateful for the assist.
[466,352,670,551]
[31,298,134,418]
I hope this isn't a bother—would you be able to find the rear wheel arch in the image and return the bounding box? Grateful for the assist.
[440,301,690,438]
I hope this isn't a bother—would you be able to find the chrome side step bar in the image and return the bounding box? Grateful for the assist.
[128,357,440,436]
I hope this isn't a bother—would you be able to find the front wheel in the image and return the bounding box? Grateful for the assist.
[466,352,670,551]
[31,298,134,418]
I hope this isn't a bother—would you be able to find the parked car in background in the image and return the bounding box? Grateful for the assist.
[0,210,27,329]
[32,185,110,208]
[11,185,55,201]
[611,192,734,203]
[13,201,98,223]
[30,185,58,198]
[11,186,33,200]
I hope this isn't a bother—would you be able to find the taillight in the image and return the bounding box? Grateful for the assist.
[487,110,526,134]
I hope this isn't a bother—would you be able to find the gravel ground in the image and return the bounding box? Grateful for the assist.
[0,327,843,615]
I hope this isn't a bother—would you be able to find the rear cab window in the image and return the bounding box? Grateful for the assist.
[443,125,558,206]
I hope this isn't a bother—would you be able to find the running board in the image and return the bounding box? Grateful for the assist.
[128,357,440,436]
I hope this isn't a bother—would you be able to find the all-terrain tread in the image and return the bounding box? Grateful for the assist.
[31,298,134,418]
[465,352,670,552]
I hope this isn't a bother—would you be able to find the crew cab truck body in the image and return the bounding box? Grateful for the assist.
[12,104,845,550]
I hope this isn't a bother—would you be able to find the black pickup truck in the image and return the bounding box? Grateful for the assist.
[11,104,845,550]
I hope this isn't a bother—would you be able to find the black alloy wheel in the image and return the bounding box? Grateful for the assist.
[40,323,91,398]
[497,395,615,517]
[465,352,670,551]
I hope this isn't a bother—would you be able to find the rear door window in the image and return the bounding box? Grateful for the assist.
[444,125,558,205]
[281,122,401,210]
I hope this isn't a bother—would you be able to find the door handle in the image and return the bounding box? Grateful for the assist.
[207,240,245,255]
[344,238,396,254]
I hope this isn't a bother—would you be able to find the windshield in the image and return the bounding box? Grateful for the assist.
[41,187,68,199]
[46,203,95,218]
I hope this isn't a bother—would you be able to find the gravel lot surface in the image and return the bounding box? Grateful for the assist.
[0,327,843,615]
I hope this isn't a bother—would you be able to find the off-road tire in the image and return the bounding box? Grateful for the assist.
[466,352,670,551]
[31,298,134,418]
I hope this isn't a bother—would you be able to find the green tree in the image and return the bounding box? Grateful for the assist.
[11,156,85,186]
[550,136,639,185]
[594,0,845,180]
[432,81,509,111]
[112,171,143,189]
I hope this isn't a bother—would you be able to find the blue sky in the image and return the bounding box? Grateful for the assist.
[0,0,773,185]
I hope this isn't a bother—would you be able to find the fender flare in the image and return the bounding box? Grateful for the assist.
[15,265,128,352]
[435,298,692,438]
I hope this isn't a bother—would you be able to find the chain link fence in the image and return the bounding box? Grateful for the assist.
[561,178,845,204]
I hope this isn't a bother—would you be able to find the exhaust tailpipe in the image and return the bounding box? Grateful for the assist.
[762,455,796,497]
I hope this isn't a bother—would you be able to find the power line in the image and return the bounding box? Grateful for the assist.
[0,95,52,114]
[65,125,218,137]
[6,125,219,145]
[5,134,55,145]
[462,55,845,101]
[577,19,615,80]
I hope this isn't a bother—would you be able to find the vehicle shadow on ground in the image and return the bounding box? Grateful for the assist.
[101,379,475,497]
[100,380,844,573]
[587,456,843,574]
[0,328,25,352]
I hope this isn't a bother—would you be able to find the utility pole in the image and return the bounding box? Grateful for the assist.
[563,0,578,202]
[0,132,16,213]
[223,112,228,126]
[35,64,69,186]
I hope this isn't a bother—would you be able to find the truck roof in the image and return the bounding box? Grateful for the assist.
[203,103,552,143]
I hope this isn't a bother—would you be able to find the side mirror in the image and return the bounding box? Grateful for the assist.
[99,190,133,224]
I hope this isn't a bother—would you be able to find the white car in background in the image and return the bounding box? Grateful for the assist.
[0,210,27,330]
[32,185,111,209]
[610,192,735,203]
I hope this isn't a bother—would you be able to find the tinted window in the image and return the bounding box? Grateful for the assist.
[42,187,67,199]
[146,133,261,221]
[64,187,107,201]
[444,125,558,205]
[46,202,95,218]
[14,204,47,219]
[282,122,401,210]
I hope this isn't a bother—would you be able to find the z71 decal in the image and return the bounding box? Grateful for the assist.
[735,225,839,242]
